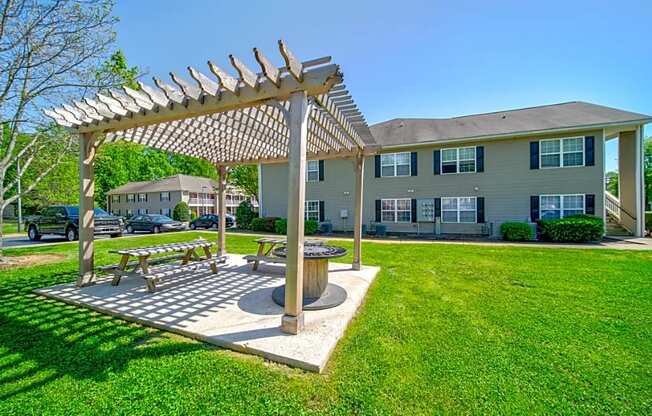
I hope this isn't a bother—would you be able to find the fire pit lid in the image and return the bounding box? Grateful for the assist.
[272,244,347,259]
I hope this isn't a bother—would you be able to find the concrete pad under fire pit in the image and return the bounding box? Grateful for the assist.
[34,254,379,373]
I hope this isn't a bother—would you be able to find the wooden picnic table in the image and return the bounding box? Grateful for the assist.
[106,239,224,293]
[244,237,324,271]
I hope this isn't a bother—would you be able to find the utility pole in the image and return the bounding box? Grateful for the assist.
[16,159,22,232]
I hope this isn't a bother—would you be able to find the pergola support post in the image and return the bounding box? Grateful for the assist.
[352,154,365,270]
[281,90,309,334]
[217,165,227,256]
[77,132,98,287]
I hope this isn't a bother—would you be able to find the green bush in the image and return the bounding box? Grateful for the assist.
[190,210,197,221]
[646,212,652,234]
[538,214,604,242]
[274,218,286,234]
[500,222,533,241]
[172,201,190,221]
[305,220,319,235]
[251,216,278,232]
[274,218,318,235]
[235,200,257,229]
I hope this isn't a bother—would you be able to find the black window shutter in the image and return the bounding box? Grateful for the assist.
[433,150,441,175]
[159,193,162,202]
[585,194,595,215]
[530,196,539,222]
[476,146,484,172]
[530,142,539,169]
[477,197,485,223]
[374,155,381,177]
[585,136,595,166]
[375,199,381,222]
[319,200,325,221]
[318,160,325,181]
[410,152,418,176]
[434,197,441,219]
[411,199,417,223]
[145,193,148,202]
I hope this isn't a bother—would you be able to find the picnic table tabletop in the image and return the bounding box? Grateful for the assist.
[109,239,213,257]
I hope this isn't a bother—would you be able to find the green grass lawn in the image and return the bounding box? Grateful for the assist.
[1,221,19,234]
[1,232,651,415]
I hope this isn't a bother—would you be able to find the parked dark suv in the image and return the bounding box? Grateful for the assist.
[189,213,235,230]
[25,206,124,241]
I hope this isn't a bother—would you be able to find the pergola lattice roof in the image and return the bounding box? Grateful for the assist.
[45,41,375,164]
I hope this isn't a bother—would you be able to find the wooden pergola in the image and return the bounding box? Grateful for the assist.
[46,41,376,334]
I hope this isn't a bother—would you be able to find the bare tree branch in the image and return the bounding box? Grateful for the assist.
[0,0,117,258]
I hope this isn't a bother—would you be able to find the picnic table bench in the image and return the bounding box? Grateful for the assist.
[103,239,225,293]
[244,237,324,270]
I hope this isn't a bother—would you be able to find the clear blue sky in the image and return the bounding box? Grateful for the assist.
[114,0,651,171]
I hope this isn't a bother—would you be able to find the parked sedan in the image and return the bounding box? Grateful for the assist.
[189,214,235,230]
[125,214,186,234]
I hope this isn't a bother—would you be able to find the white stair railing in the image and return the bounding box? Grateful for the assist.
[605,191,621,221]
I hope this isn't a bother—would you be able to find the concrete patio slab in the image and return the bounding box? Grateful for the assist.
[34,255,380,373]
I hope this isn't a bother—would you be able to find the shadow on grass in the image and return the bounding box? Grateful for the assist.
[0,268,209,400]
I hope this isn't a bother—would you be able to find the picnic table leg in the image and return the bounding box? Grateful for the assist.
[252,242,265,271]
[181,249,192,265]
[111,255,131,286]
[139,256,156,293]
[202,246,218,273]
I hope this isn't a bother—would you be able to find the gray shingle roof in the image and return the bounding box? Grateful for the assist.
[107,174,217,195]
[369,101,652,147]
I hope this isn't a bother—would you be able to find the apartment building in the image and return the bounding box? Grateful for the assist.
[259,102,650,237]
[107,174,257,218]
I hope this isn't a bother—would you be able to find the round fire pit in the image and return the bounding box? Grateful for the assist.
[271,245,348,310]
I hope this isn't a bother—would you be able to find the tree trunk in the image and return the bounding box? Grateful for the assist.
[0,205,5,262]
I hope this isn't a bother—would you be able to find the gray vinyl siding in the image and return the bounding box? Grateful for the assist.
[109,190,183,217]
[260,129,604,236]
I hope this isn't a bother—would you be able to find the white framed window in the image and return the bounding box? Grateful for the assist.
[540,194,585,219]
[138,193,147,202]
[381,198,411,223]
[160,208,171,216]
[126,209,133,217]
[380,152,411,177]
[306,160,320,182]
[441,147,476,174]
[127,194,135,203]
[441,197,477,223]
[305,200,320,221]
[160,191,170,201]
[540,137,584,168]
[111,194,120,203]
[137,208,147,215]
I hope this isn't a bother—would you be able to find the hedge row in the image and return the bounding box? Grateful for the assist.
[500,222,534,241]
[250,216,319,235]
[538,214,603,242]
[500,215,604,242]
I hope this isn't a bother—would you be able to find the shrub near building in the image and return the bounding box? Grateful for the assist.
[235,200,257,229]
[274,218,318,235]
[172,201,191,222]
[538,214,604,242]
[500,222,534,241]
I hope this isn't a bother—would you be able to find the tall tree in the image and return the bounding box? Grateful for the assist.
[228,165,258,199]
[0,0,117,259]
